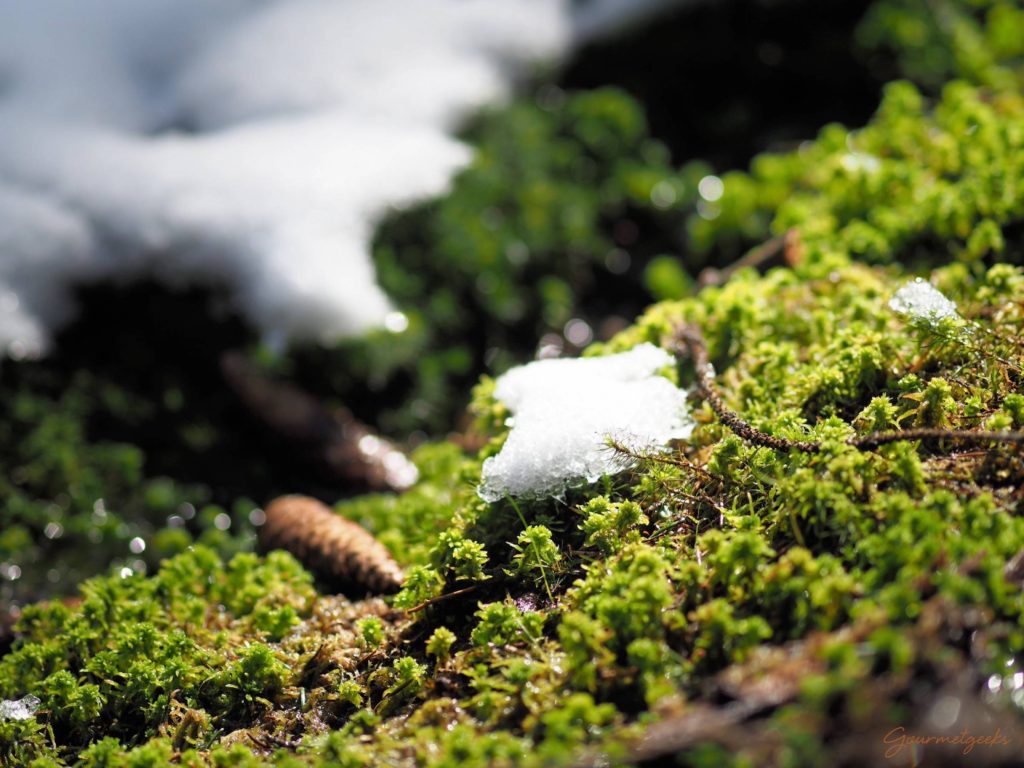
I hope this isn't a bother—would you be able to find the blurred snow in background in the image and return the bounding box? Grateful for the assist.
[0,0,683,357]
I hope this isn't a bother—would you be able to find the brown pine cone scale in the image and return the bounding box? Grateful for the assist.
[259,495,404,595]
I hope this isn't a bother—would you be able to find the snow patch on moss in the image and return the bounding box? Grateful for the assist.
[0,695,40,721]
[478,343,693,502]
[889,278,961,324]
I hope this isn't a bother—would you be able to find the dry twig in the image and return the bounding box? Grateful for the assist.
[672,323,1024,453]
[697,229,803,288]
[221,352,417,493]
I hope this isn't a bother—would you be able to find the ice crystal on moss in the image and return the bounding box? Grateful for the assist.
[889,278,961,324]
[478,343,692,502]
[0,695,40,721]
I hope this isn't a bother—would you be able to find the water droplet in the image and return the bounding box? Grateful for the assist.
[383,311,408,333]
[650,180,677,209]
[537,333,563,360]
[384,452,419,489]
[359,435,381,456]
[564,318,593,347]
[698,175,724,202]
[604,249,630,275]
[697,200,720,220]
[505,242,529,266]
[928,694,960,729]
[841,152,881,173]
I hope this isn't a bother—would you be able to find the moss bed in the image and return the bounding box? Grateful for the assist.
[3,1,1024,765]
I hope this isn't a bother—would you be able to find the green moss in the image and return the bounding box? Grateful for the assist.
[332,442,478,568]
[857,0,1024,91]
[684,79,1024,273]
[19,220,1021,768]
[4,2,1024,765]
[424,627,456,662]
[1,547,314,759]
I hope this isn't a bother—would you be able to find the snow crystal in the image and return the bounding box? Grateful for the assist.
[889,278,961,325]
[0,695,40,721]
[0,0,691,356]
[478,344,693,502]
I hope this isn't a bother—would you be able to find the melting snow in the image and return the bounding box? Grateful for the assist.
[0,0,689,357]
[478,344,693,502]
[889,278,961,325]
[0,695,40,721]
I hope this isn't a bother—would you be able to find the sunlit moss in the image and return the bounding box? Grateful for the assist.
[3,2,1024,765]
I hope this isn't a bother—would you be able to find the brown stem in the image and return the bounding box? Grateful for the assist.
[697,230,802,289]
[221,351,418,493]
[672,323,821,452]
[672,323,1024,453]
[606,436,719,484]
[405,585,482,614]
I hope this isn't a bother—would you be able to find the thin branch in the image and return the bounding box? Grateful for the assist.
[606,436,718,484]
[221,351,418,493]
[404,585,481,614]
[697,230,801,289]
[671,323,821,453]
[672,322,1024,453]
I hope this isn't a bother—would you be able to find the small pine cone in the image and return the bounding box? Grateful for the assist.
[260,495,404,595]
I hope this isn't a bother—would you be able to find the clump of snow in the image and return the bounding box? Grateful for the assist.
[478,344,693,502]
[0,0,692,358]
[0,694,40,721]
[889,278,961,325]
[0,0,571,356]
